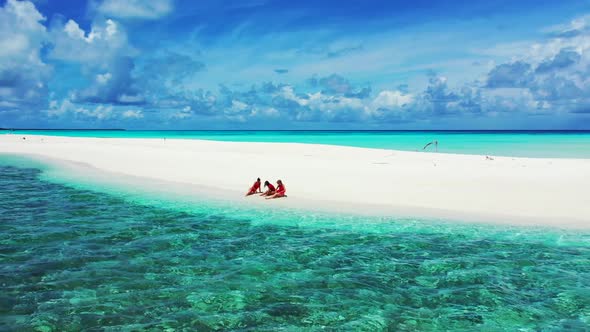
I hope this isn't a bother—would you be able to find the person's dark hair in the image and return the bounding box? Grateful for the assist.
[257,178,261,182]
[277,179,282,184]
[264,180,270,187]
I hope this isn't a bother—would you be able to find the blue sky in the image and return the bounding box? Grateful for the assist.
[1,0,590,129]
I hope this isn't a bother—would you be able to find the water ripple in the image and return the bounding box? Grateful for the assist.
[1,165,589,331]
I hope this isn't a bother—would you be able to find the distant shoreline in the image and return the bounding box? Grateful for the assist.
[4,130,590,158]
[2,128,590,133]
[0,128,126,131]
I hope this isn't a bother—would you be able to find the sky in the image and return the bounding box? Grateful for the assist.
[1,0,590,129]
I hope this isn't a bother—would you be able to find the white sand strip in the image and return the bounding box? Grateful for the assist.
[1,134,589,227]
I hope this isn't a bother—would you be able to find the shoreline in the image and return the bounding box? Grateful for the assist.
[5,130,590,159]
[1,134,589,228]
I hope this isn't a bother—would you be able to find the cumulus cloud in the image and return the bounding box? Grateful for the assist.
[144,69,499,125]
[49,18,133,63]
[95,0,173,20]
[535,48,581,73]
[372,90,413,109]
[307,73,371,98]
[418,74,464,116]
[486,61,532,88]
[47,98,113,120]
[73,56,145,105]
[154,89,217,116]
[484,34,590,115]
[122,109,143,119]
[189,78,415,124]
[474,12,590,119]
[4,0,590,128]
[545,15,590,38]
[74,104,114,120]
[171,107,193,119]
[47,97,146,122]
[49,18,143,106]
[0,0,50,112]
[316,74,352,94]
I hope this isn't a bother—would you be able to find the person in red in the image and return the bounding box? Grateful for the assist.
[266,179,286,199]
[260,180,276,197]
[245,178,262,196]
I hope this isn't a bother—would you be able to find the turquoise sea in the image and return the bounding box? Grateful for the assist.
[1,155,589,331]
[5,130,590,158]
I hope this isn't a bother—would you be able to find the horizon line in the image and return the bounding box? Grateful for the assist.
[3,128,590,132]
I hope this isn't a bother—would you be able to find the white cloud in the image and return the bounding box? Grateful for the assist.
[47,97,144,120]
[74,104,113,120]
[372,90,413,109]
[121,109,143,119]
[47,98,113,119]
[544,14,590,36]
[46,98,75,117]
[229,99,248,113]
[96,72,112,84]
[261,107,279,118]
[50,18,132,63]
[0,0,50,111]
[0,34,30,57]
[96,0,173,20]
[118,94,144,104]
[171,106,193,119]
[273,84,415,121]
[64,20,87,41]
[0,0,45,57]
[478,14,590,115]
[172,112,191,119]
[50,18,143,106]
[481,14,590,68]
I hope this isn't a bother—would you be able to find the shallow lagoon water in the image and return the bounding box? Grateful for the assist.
[6,130,590,158]
[1,156,589,331]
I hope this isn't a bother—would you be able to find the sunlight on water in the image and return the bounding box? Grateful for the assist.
[1,155,589,331]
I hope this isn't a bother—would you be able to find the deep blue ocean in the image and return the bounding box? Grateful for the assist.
[1,155,589,331]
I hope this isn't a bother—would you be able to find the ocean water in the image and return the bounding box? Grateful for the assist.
[5,130,590,158]
[1,156,590,331]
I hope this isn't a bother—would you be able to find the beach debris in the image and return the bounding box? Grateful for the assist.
[423,140,438,152]
[485,156,494,160]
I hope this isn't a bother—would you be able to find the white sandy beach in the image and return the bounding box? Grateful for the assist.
[1,134,589,227]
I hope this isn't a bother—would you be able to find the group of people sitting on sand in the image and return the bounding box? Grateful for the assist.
[245,178,286,199]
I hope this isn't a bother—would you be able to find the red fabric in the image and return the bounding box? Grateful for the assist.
[248,181,260,193]
[267,183,276,191]
[276,184,286,195]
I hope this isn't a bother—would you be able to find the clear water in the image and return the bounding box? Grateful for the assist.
[5,130,590,158]
[1,156,589,331]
